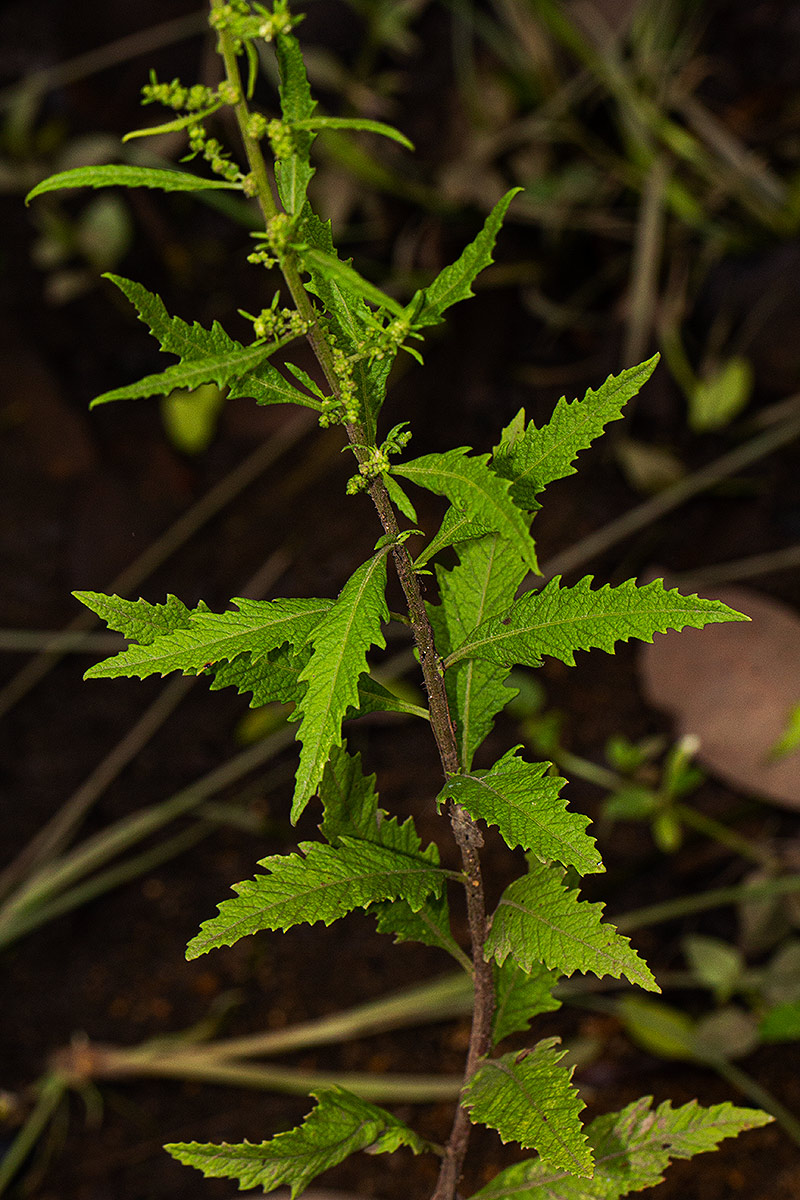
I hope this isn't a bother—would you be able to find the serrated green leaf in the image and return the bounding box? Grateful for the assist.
[73,591,195,644]
[274,32,316,214]
[412,189,521,328]
[493,959,561,1044]
[294,245,405,316]
[441,747,601,875]
[186,836,445,958]
[90,341,280,407]
[468,1096,773,1200]
[446,575,748,670]
[297,208,392,438]
[123,104,223,142]
[319,745,462,962]
[295,116,414,151]
[492,357,659,511]
[103,275,320,412]
[394,449,538,574]
[82,597,331,680]
[25,164,241,205]
[413,503,496,569]
[485,862,658,992]
[430,534,528,770]
[165,1087,428,1197]
[293,552,390,820]
[463,1041,592,1175]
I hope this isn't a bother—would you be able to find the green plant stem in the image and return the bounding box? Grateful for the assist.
[711,1057,800,1148]
[211,19,495,1197]
[615,872,800,932]
[673,802,777,871]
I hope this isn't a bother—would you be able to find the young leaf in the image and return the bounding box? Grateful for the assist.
[485,861,658,992]
[90,341,281,407]
[462,1040,592,1177]
[492,357,659,511]
[25,164,241,205]
[274,32,316,214]
[165,1087,428,1197]
[297,208,392,437]
[467,1096,773,1200]
[445,575,748,670]
[413,503,496,570]
[440,747,601,875]
[411,189,522,328]
[292,551,390,821]
[81,597,331,680]
[295,116,414,151]
[294,245,405,317]
[186,836,445,959]
[493,959,562,1044]
[393,449,538,573]
[429,534,528,769]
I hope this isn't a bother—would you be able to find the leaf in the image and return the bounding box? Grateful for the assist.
[413,503,496,569]
[274,32,316,214]
[292,552,390,821]
[82,597,331,680]
[104,274,319,410]
[186,836,445,959]
[446,575,748,670]
[294,245,405,316]
[295,116,414,151]
[462,1041,592,1176]
[493,959,561,1044]
[165,1087,427,1197]
[318,745,462,962]
[90,341,279,407]
[430,534,528,770]
[25,164,241,204]
[73,591,195,644]
[485,862,658,992]
[412,189,521,328]
[492,357,659,511]
[383,473,418,523]
[393,449,538,573]
[441,747,601,875]
[297,209,392,438]
[468,1096,773,1200]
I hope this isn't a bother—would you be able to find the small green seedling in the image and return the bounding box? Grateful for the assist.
[27,2,771,1196]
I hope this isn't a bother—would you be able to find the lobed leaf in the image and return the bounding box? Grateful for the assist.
[485,862,658,992]
[165,1087,428,1198]
[186,836,445,959]
[411,189,522,328]
[493,357,659,511]
[394,449,538,574]
[462,1040,592,1176]
[73,591,195,644]
[429,534,529,770]
[89,342,281,407]
[441,747,601,875]
[25,164,241,205]
[292,553,390,820]
[319,745,462,962]
[493,959,562,1044]
[81,597,331,681]
[468,1096,773,1200]
[446,575,748,670]
[105,274,319,410]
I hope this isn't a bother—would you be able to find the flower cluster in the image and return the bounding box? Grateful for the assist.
[186,123,241,182]
[141,75,239,114]
[344,425,412,493]
[209,0,298,52]
[248,301,309,343]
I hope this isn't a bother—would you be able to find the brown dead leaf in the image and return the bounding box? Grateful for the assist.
[638,583,800,808]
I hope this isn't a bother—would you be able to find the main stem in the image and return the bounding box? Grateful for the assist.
[212,14,495,1197]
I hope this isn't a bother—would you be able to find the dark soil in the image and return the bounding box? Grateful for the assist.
[2,2,800,1198]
